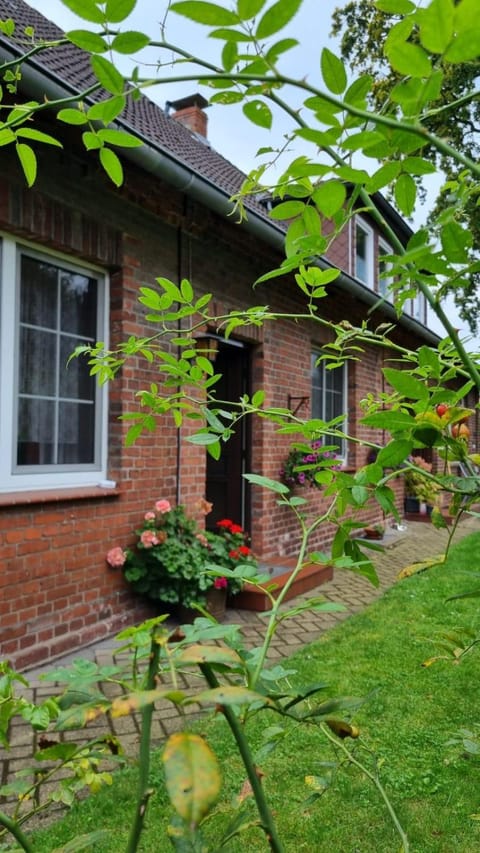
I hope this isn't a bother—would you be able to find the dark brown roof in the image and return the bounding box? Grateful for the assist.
[0,0,270,218]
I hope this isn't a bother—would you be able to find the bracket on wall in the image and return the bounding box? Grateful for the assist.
[287,395,309,416]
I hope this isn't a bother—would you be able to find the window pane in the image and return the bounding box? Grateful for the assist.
[60,272,97,337]
[19,327,56,396]
[20,257,57,327]
[58,402,95,463]
[17,398,55,465]
[355,225,368,282]
[59,335,95,400]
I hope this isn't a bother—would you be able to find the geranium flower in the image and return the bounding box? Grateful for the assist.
[217,519,233,529]
[144,511,155,521]
[155,499,171,514]
[140,529,159,548]
[214,577,228,589]
[229,523,243,534]
[106,546,127,568]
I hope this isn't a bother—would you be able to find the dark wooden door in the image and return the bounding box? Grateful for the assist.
[206,341,250,530]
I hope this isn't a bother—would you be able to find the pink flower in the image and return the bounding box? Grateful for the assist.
[154,499,171,514]
[196,533,209,548]
[214,577,228,589]
[140,529,159,548]
[144,511,155,521]
[106,546,127,568]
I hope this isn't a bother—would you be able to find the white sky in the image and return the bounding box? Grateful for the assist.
[30,2,475,344]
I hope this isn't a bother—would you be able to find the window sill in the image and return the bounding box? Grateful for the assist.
[0,485,121,508]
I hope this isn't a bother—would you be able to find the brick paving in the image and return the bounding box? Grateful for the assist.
[2,515,480,805]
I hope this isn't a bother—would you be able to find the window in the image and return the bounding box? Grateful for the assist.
[0,237,108,492]
[311,352,347,458]
[378,238,394,299]
[410,292,425,323]
[355,217,374,287]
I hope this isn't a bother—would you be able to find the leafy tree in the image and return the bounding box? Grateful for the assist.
[331,0,480,333]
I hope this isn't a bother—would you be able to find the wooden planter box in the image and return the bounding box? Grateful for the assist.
[233,558,333,612]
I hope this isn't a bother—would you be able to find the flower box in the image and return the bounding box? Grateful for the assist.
[234,558,333,612]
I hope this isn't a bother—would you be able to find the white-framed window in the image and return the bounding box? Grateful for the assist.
[0,235,108,492]
[378,238,394,299]
[311,351,347,459]
[355,216,374,287]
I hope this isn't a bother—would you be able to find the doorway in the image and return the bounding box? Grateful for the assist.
[206,340,251,531]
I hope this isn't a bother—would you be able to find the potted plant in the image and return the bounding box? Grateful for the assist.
[363,523,384,540]
[403,457,441,515]
[280,440,340,489]
[106,499,255,619]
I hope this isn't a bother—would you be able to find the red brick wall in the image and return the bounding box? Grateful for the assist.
[0,143,419,669]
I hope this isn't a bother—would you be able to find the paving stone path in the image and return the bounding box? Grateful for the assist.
[2,516,479,809]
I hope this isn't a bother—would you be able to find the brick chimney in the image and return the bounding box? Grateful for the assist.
[169,93,209,138]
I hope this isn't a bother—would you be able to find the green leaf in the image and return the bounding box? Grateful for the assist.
[417,0,454,53]
[97,128,142,148]
[383,367,429,400]
[0,128,16,146]
[16,142,37,186]
[238,0,266,17]
[111,31,150,53]
[87,95,126,124]
[256,0,303,39]
[243,473,290,494]
[377,439,413,467]
[242,99,272,128]
[90,56,125,95]
[441,221,471,263]
[387,41,432,77]
[394,173,416,217]
[105,0,137,23]
[312,181,346,218]
[222,40,238,71]
[57,108,88,125]
[320,47,347,95]
[375,0,415,11]
[269,200,305,220]
[163,733,221,825]
[66,30,108,52]
[361,411,416,430]
[195,686,271,706]
[60,0,105,24]
[366,161,401,193]
[15,128,62,147]
[82,131,102,150]
[99,147,123,186]
[171,1,239,25]
[186,431,221,446]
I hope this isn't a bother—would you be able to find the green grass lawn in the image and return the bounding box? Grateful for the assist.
[17,533,480,851]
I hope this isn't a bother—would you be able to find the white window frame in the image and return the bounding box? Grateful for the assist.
[354,216,374,288]
[311,351,348,461]
[0,234,109,493]
[378,237,394,300]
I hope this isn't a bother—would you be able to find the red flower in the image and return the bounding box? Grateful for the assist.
[229,523,243,534]
[229,549,240,559]
[214,576,228,589]
[238,545,251,556]
[217,519,233,529]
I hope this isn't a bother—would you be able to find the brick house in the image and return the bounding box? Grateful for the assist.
[0,0,441,669]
